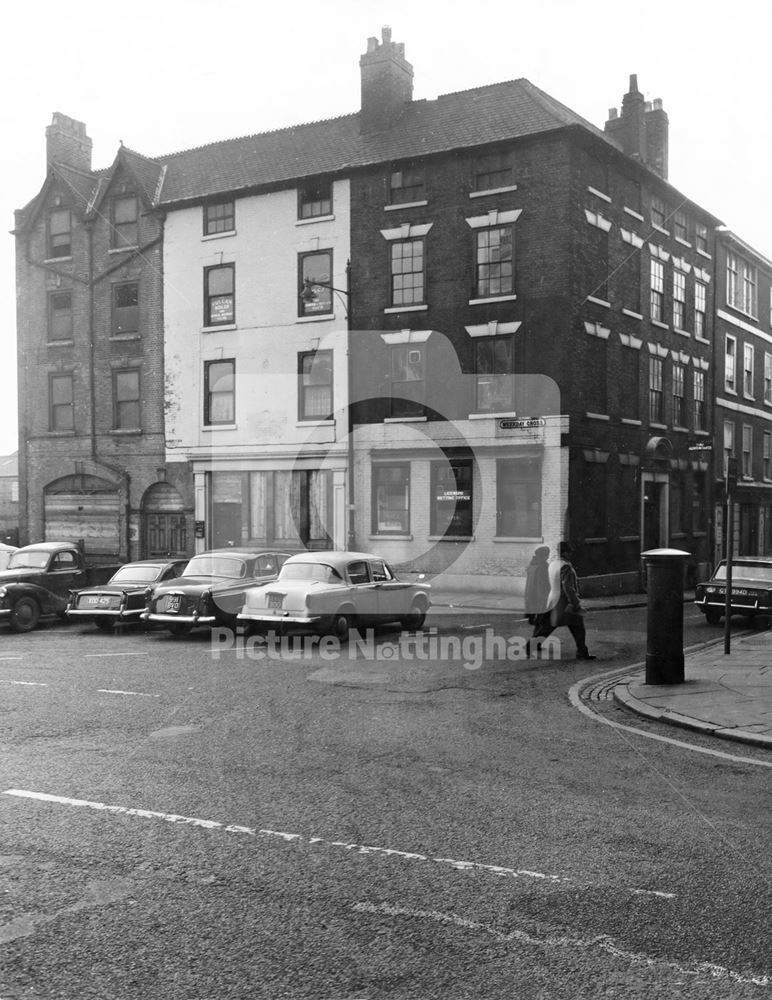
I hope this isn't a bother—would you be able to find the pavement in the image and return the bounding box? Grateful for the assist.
[426,584,772,751]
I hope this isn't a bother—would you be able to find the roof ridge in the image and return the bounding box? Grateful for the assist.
[435,77,529,101]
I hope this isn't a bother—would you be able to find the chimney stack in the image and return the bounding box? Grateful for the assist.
[46,112,92,172]
[360,26,413,134]
[604,77,668,179]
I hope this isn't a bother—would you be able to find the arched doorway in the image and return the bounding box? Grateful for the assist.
[44,474,120,556]
[141,482,189,558]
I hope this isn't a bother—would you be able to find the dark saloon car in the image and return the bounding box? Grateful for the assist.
[143,549,291,634]
[66,559,188,631]
[237,551,431,639]
[695,557,772,625]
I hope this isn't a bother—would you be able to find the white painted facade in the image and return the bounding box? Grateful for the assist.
[163,181,351,552]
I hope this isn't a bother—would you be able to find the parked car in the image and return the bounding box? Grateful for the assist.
[142,549,291,634]
[0,542,118,633]
[66,558,189,631]
[695,556,772,625]
[237,551,431,639]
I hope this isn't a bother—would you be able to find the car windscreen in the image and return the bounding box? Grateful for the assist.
[278,562,343,583]
[712,562,772,583]
[110,565,163,584]
[183,556,247,579]
[7,550,50,569]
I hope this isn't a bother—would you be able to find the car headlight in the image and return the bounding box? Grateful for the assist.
[199,590,212,613]
[0,586,6,599]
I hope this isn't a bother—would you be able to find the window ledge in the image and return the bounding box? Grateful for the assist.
[585,537,608,544]
[43,256,73,264]
[586,412,610,421]
[110,429,142,436]
[468,294,517,305]
[673,425,690,432]
[621,418,642,426]
[674,327,691,338]
[696,248,712,260]
[651,223,670,236]
[695,335,711,344]
[587,186,611,203]
[47,340,74,347]
[384,200,428,211]
[202,230,236,241]
[201,424,237,432]
[110,333,141,341]
[470,185,518,198]
[108,246,138,254]
[675,237,692,248]
[624,207,644,221]
[618,535,640,543]
[468,412,517,420]
[296,314,336,324]
[493,536,543,543]
[384,304,428,314]
[652,319,670,330]
[368,534,413,541]
[428,536,475,542]
[202,324,237,333]
[296,214,335,226]
[384,416,428,423]
[47,430,76,436]
[622,309,643,320]
[296,420,335,427]
[650,422,668,430]
[587,296,610,308]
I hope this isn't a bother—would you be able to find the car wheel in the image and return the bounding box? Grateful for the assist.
[704,608,722,625]
[168,623,191,636]
[330,610,354,643]
[401,600,427,631]
[94,618,115,632]
[10,596,41,633]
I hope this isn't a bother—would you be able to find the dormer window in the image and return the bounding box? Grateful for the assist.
[204,199,235,235]
[48,208,71,259]
[111,195,138,249]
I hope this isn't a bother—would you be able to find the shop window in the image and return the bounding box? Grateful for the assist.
[431,460,473,536]
[372,464,410,534]
[497,457,541,537]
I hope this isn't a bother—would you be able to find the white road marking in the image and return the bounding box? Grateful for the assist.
[570,664,772,769]
[2,789,675,900]
[97,689,159,698]
[4,680,48,687]
[0,657,23,661]
[352,902,771,987]
[84,652,148,658]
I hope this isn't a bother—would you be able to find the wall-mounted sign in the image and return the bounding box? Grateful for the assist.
[194,520,206,538]
[499,417,546,430]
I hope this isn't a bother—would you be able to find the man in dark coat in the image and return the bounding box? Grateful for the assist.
[524,546,550,625]
[530,541,596,660]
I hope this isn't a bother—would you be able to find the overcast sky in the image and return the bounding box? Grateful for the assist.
[3,0,770,456]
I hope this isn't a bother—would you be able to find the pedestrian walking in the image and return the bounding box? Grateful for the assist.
[529,541,596,660]
[523,545,550,625]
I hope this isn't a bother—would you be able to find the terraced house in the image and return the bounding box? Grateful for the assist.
[16,28,750,592]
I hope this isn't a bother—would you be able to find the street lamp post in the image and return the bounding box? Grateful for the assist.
[300,263,356,551]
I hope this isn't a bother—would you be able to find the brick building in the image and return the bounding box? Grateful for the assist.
[16,30,748,591]
[713,230,772,559]
[13,115,190,561]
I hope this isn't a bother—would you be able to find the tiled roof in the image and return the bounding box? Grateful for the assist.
[155,78,621,205]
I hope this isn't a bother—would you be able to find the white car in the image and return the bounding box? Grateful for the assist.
[238,551,431,639]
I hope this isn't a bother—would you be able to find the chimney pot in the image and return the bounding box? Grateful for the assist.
[608,107,618,119]
[382,25,392,43]
[46,112,92,172]
[360,28,413,134]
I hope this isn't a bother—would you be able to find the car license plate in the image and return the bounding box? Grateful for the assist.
[167,594,181,613]
[267,593,283,609]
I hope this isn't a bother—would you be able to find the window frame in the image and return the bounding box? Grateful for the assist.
[389,164,426,205]
[651,196,666,229]
[389,343,425,418]
[371,463,411,535]
[48,208,72,259]
[694,280,707,338]
[648,356,664,423]
[298,178,332,220]
[390,238,425,307]
[496,457,542,538]
[693,369,706,431]
[673,269,686,329]
[112,368,141,430]
[204,263,236,327]
[111,194,138,250]
[298,249,333,316]
[764,431,772,480]
[49,372,74,432]
[725,334,737,393]
[430,459,474,537]
[204,358,236,426]
[112,280,139,335]
[672,362,686,427]
[473,151,514,192]
[474,336,514,413]
[650,259,664,322]
[48,289,73,342]
[743,342,755,398]
[673,210,689,243]
[475,225,514,298]
[298,350,333,421]
[723,420,735,476]
[742,424,753,478]
[764,352,772,405]
[203,199,235,236]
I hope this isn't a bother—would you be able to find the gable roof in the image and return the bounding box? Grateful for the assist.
[154,77,619,205]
